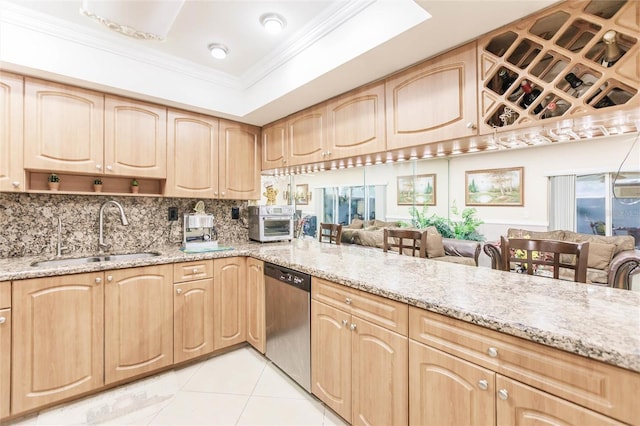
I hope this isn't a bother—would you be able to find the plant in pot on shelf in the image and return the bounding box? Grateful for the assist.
[93,178,103,192]
[131,178,139,194]
[48,173,60,191]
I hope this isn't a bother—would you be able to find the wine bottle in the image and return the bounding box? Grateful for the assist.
[497,69,516,95]
[564,73,615,107]
[600,30,622,68]
[519,80,543,114]
[542,99,570,119]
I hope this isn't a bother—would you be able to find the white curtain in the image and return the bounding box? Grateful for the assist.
[548,175,575,231]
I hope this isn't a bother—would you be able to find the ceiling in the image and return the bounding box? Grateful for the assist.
[0,0,559,126]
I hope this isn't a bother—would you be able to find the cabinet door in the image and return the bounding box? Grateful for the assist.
[166,110,219,197]
[311,300,352,423]
[0,72,24,192]
[104,96,167,178]
[246,258,265,353]
[213,257,247,349]
[12,273,104,414]
[261,119,288,170]
[496,375,624,425]
[218,120,261,199]
[327,82,386,160]
[352,317,408,426]
[287,104,327,166]
[409,340,495,426]
[24,78,104,173]
[0,308,10,419]
[104,265,173,384]
[174,278,214,363]
[385,43,478,150]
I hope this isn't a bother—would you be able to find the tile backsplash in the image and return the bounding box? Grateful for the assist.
[0,193,249,258]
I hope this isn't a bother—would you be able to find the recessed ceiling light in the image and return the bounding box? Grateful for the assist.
[208,43,228,59]
[260,13,286,34]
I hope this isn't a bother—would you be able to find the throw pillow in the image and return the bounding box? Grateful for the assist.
[425,228,446,258]
[346,218,364,229]
[586,242,617,270]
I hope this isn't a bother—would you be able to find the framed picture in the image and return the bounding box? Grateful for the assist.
[295,184,309,205]
[397,174,436,205]
[465,167,524,206]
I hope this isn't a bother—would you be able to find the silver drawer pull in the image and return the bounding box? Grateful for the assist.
[0,317,6,325]
[345,297,352,305]
[350,323,357,331]
[95,277,102,284]
[498,389,508,400]
[176,288,183,294]
[107,275,113,282]
[342,319,348,326]
[487,347,498,358]
[478,379,488,390]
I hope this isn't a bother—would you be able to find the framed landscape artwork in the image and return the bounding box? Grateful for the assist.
[295,184,309,205]
[397,174,436,205]
[465,167,524,206]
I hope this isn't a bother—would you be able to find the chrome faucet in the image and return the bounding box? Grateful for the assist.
[99,200,129,251]
[56,217,68,257]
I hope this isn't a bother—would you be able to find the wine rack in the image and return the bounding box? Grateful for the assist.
[478,0,639,135]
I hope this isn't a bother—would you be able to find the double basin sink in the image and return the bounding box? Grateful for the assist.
[31,252,161,268]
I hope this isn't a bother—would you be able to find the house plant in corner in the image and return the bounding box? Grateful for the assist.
[130,178,139,194]
[48,173,60,191]
[403,201,485,241]
[93,178,103,192]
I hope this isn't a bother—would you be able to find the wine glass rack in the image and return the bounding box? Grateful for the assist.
[478,0,639,135]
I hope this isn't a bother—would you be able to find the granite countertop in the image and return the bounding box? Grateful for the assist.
[1,239,639,373]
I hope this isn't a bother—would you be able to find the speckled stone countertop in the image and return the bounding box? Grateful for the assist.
[1,239,639,373]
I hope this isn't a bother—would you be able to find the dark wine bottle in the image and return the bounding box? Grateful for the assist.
[519,80,542,114]
[497,69,516,95]
[601,30,622,68]
[564,73,615,107]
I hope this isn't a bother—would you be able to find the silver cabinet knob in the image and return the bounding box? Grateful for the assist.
[221,192,225,196]
[176,288,183,294]
[96,164,102,170]
[478,379,488,390]
[498,389,509,400]
[12,181,20,188]
[345,297,352,305]
[107,275,113,282]
[466,122,477,130]
[214,191,218,196]
[106,165,113,171]
[95,277,102,284]
[0,317,6,324]
[192,268,198,274]
[487,347,498,358]
[283,160,287,164]
[342,319,348,326]
[350,323,357,331]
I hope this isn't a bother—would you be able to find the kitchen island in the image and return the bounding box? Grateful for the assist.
[1,239,639,424]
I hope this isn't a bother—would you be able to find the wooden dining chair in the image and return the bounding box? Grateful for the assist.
[500,236,590,283]
[383,228,426,257]
[319,223,343,245]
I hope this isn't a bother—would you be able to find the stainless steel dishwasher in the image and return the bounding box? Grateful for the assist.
[264,262,311,393]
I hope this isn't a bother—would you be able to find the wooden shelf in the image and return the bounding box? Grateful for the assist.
[26,172,165,196]
[478,0,639,135]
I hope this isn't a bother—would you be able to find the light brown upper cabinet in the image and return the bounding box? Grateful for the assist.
[0,72,24,192]
[262,118,288,170]
[287,104,327,166]
[24,78,104,174]
[218,119,261,200]
[326,81,386,159]
[385,43,479,150]
[104,96,167,178]
[166,110,219,197]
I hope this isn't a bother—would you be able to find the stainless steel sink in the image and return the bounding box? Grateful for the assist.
[31,252,161,268]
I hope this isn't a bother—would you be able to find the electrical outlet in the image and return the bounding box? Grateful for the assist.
[168,207,179,221]
[231,207,240,219]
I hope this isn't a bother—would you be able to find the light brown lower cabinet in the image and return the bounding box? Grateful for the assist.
[0,308,11,419]
[104,265,173,384]
[213,257,246,350]
[246,258,265,353]
[11,272,104,415]
[311,278,408,426]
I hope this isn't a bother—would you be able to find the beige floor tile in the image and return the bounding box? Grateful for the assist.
[147,391,249,425]
[183,348,267,395]
[252,363,310,400]
[322,407,350,426]
[236,396,325,426]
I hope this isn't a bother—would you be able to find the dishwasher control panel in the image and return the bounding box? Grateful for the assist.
[264,262,311,292]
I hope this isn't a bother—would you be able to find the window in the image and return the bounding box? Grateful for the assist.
[322,185,384,225]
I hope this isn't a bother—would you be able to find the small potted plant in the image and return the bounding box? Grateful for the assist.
[48,173,60,191]
[93,178,103,192]
[131,178,139,194]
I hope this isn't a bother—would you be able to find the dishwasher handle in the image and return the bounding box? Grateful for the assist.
[264,262,311,292]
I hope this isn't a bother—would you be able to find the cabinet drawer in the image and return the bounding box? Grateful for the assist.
[312,278,407,336]
[409,307,640,424]
[0,282,9,308]
[173,260,213,282]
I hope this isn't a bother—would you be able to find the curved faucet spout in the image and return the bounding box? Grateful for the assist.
[99,200,129,251]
